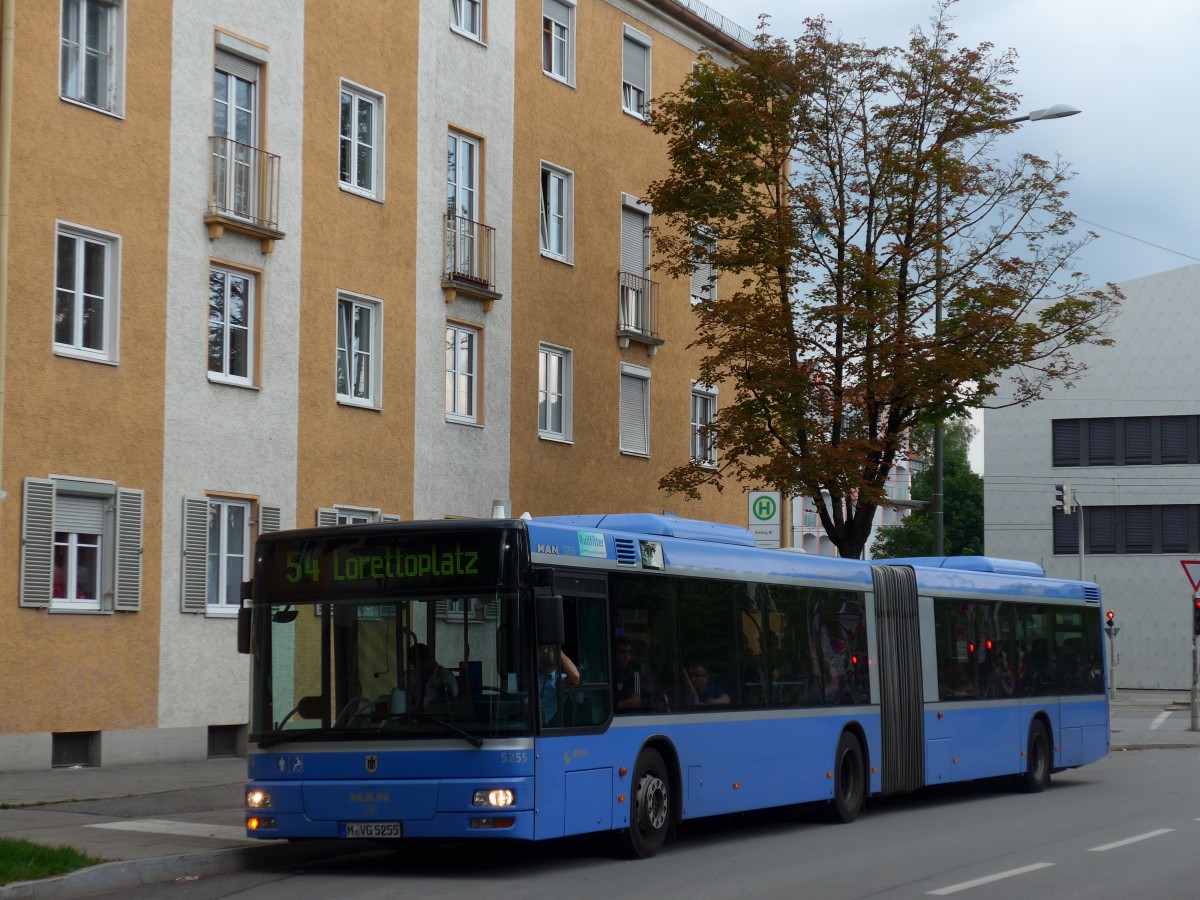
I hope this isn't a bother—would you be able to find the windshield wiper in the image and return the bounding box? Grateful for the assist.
[393,712,484,748]
[257,728,357,750]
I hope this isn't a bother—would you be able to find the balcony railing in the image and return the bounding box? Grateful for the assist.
[207,136,283,251]
[617,271,663,353]
[444,213,497,294]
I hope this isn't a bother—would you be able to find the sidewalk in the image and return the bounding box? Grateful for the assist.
[2,691,1198,897]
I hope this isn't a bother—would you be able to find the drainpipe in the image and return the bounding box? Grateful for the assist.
[0,0,14,505]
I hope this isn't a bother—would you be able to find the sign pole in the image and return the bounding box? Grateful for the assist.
[1192,632,1198,732]
[1181,563,1200,731]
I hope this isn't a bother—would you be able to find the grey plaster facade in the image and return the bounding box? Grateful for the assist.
[984,264,1200,689]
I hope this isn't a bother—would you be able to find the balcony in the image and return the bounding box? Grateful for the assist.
[205,136,285,253]
[617,271,663,355]
[442,213,501,310]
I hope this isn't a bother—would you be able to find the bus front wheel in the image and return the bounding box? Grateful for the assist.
[1021,720,1051,793]
[828,731,866,823]
[621,748,671,858]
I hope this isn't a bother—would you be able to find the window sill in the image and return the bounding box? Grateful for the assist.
[60,94,125,120]
[337,397,382,411]
[539,250,573,267]
[619,449,650,459]
[54,346,118,366]
[449,25,486,46]
[543,70,575,89]
[338,183,383,203]
[205,608,239,619]
[446,416,483,428]
[208,374,261,391]
[622,107,647,122]
[48,606,111,615]
[539,433,574,445]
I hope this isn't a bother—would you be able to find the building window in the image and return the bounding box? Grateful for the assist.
[20,477,143,612]
[451,0,484,41]
[339,83,384,199]
[690,231,716,305]
[691,385,717,466]
[621,27,651,119]
[336,293,382,407]
[60,0,124,115]
[1054,416,1200,467]
[55,224,119,362]
[539,344,573,441]
[207,499,249,611]
[539,163,573,262]
[543,0,575,84]
[208,265,255,385]
[317,506,401,527]
[620,363,651,456]
[1053,503,1200,555]
[446,323,479,423]
[212,50,260,221]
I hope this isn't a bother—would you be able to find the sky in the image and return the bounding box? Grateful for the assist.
[699,0,1200,289]
[699,0,1200,470]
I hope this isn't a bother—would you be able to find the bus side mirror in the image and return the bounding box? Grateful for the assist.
[536,593,565,646]
[237,604,251,654]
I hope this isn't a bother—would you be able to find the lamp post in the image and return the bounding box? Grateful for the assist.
[931,104,1081,555]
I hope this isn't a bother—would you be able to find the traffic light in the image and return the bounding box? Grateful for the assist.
[1193,594,1200,637]
[1105,610,1116,633]
[1055,483,1073,515]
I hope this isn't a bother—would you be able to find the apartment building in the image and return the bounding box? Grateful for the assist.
[0,1,752,770]
[984,264,1200,689]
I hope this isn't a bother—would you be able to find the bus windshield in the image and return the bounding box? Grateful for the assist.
[248,523,534,744]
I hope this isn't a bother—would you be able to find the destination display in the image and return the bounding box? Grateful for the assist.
[256,528,514,599]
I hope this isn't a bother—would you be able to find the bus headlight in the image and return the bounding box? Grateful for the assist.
[472,788,515,807]
[246,789,272,809]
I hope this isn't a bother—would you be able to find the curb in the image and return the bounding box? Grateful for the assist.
[0,839,382,899]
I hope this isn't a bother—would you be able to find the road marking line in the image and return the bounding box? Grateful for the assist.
[1150,711,1171,729]
[928,862,1055,895]
[1088,828,1174,852]
[86,818,250,842]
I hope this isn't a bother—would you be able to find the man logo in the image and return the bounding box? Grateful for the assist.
[365,755,379,774]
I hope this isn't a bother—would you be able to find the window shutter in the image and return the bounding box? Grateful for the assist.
[1051,507,1078,555]
[20,478,54,608]
[1087,507,1116,554]
[317,508,339,527]
[620,373,649,455]
[114,488,144,611]
[620,207,647,275]
[1161,416,1188,463]
[622,36,648,103]
[1162,506,1190,553]
[380,514,403,523]
[1124,417,1151,464]
[690,245,714,302]
[55,494,106,533]
[181,496,210,613]
[214,48,259,84]
[544,0,571,28]
[1087,419,1115,466]
[259,504,281,534]
[1052,419,1080,467]
[1124,506,1152,553]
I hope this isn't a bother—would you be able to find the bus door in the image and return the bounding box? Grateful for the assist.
[871,564,924,794]
[534,571,612,840]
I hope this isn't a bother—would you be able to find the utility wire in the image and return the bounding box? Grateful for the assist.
[1076,217,1200,265]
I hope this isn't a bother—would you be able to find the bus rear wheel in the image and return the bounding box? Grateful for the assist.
[1021,720,1051,793]
[621,748,670,858]
[828,731,866,823]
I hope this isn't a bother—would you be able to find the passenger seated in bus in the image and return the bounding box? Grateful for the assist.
[613,635,644,710]
[683,665,730,707]
[405,643,459,712]
[538,646,580,725]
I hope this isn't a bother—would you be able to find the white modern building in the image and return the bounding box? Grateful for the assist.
[984,264,1200,690]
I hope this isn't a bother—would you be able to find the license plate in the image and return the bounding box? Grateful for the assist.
[344,821,401,838]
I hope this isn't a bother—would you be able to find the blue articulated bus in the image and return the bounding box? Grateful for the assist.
[240,514,1109,857]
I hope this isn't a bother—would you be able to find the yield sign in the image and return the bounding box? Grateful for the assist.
[1180,560,1200,591]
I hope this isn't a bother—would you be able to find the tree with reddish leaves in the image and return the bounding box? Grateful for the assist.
[646,2,1121,559]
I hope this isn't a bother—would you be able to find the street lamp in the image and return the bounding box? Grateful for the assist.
[930,103,1081,556]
